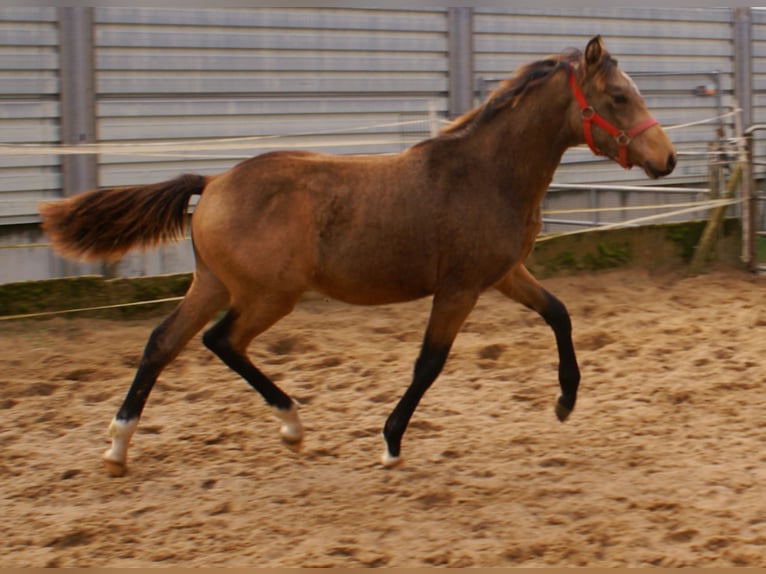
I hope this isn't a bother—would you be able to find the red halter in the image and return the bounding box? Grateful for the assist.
[567,63,658,169]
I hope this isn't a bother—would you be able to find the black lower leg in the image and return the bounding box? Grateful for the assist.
[383,343,450,459]
[115,312,177,422]
[202,311,293,410]
[540,291,580,416]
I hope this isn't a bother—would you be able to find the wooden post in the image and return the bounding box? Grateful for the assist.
[689,162,742,275]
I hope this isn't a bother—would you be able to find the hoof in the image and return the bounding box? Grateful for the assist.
[280,425,304,444]
[273,403,304,444]
[281,433,304,454]
[381,447,403,469]
[103,453,127,477]
[282,441,303,454]
[555,400,573,422]
[104,417,138,477]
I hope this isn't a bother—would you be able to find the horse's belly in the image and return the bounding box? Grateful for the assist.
[311,259,435,306]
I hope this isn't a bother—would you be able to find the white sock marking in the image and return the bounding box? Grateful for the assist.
[272,403,303,443]
[103,417,139,466]
[381,434,401,468]
[381,448,401,468]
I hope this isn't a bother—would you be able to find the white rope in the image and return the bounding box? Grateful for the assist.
[0,110,739,159]
[662,108,740,132]
[549,182,710,193]
[538,197,741,242]
[0,296,184,322]
[0,137,425,157]
[542,197,726,216]
[0,118,436,157]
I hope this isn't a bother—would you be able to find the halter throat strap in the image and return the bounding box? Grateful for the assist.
[567,63,658,169]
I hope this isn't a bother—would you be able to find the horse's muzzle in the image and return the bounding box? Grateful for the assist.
[645,152,677,179]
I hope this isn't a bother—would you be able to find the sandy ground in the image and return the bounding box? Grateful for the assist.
[2,266,766,567]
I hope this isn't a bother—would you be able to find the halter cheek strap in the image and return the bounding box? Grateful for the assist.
[567,64,658,169]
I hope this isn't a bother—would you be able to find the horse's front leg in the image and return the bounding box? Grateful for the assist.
[494,265,580,421]
[382,289,478,467]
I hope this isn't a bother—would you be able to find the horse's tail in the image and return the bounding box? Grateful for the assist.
[39,173,210,262]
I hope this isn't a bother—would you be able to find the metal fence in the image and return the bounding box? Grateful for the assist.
[0,7,759,283]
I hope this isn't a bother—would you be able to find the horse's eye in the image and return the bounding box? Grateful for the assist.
[612,92,628,105]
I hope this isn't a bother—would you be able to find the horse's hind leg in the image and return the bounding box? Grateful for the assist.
[103,272,227,477]
[201,295,304,446]
[494,265,580,421]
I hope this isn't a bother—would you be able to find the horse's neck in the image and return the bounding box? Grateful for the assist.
[468,73,575,203]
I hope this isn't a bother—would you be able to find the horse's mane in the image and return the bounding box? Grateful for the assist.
[438,48,585,137]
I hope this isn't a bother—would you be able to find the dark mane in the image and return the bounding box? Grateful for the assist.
[438,48,584,137]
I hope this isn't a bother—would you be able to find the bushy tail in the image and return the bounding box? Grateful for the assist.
[39,173,209,262]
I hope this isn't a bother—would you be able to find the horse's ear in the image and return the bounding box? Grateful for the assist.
[585,36,604,67]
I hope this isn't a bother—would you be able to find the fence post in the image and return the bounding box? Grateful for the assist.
[734,8,752,132]
[732,7,754,270]
[57,8,100,278]
[743,133,757,271]
[447,7,474,119]
[689,162,743,275]
[58,7,97,197]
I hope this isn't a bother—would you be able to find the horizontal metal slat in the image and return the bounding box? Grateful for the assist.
[96,71,448,96]
[0,46,58,70]
[0,21,58,47]
[475,55,734,77]
[0,72,58,96]
[0,99,60,120]
[95,25,447,52]
[0,119,60,143]
[747,40,766,58]
[95,7,447,32]
[474,36,732,59]
[99,112,439,141]
[97,96,448,117]
[0,7,57,23]
[0,154,59,169]
[474,13,732,40]
[96,135,425,184]
[0,170,60,194]
[475,6,733,24]
[96,49,447,73]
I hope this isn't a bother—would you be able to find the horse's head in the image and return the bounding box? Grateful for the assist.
[569,36,676,179]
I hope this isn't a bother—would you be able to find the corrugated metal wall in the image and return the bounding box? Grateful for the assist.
[88,7,450,278]
[0,7,60,225]
[749,9,766,239]
[0,7,755,283]
[93,7,449,188]
[751,9,766,130]
[751,9,766,124]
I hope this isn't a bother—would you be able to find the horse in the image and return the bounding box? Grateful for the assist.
[39,36,676,477]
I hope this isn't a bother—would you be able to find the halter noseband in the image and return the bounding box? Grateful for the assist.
[567,63,658,169]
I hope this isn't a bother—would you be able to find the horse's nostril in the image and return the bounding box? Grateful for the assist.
[667,152,677,173]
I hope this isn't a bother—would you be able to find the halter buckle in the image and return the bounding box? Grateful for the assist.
[615,131,631,146]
